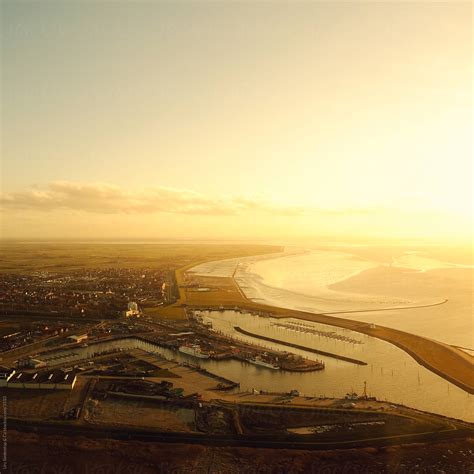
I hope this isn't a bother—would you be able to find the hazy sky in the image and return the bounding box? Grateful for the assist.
[1,1,472,241]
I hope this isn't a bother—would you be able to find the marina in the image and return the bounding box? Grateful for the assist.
[26,311,474,422]
[270,320,363,344]
[234,325,363,365]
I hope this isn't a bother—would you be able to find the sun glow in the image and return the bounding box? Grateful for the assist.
[1,1,471,241]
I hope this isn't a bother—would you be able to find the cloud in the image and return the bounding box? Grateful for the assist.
[0,181,312,216]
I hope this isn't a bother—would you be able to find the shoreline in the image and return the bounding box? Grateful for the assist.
[237,271,447,314]
[244,250,382,298]
[236,255,450,313]
[179,254,474,395]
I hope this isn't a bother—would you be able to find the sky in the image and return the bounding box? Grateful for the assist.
[1,1,472,242]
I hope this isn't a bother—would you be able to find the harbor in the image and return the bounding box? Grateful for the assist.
[8,309,471,422]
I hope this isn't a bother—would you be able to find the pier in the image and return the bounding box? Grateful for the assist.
[234,326,367,366]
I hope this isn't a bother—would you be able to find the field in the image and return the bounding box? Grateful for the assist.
[0,242,281,273]
[6,388,74,420]
[4,377,91,421]
[87,398,196,432]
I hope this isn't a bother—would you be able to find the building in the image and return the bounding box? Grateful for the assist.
[5,369,77,390]
[124,301,140,317]
[67,334,88,343]
[15,358,46,369]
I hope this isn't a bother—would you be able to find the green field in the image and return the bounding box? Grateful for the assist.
[0,242,281,273]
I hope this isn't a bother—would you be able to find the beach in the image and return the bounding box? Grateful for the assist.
[230,248,473,348]
[185,246,474,419]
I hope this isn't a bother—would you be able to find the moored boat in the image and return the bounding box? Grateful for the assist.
[247,356,279,370]
[178,345,210,359]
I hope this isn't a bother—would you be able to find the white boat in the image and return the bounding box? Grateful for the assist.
[247,357,279,370]
[178,345,210,359]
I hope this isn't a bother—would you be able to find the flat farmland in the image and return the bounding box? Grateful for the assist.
[0,242,281,274]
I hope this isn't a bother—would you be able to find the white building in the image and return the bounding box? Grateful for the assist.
[6,370,77,390]
[124,301,140,317]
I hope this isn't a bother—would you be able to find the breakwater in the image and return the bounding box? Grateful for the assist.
[234,326,367,366]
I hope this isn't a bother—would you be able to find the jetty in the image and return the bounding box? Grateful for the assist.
[234,326,367,366]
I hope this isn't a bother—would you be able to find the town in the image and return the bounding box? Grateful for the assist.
[0,267,177,319]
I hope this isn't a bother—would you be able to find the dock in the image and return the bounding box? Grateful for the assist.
[234,326,367,366]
